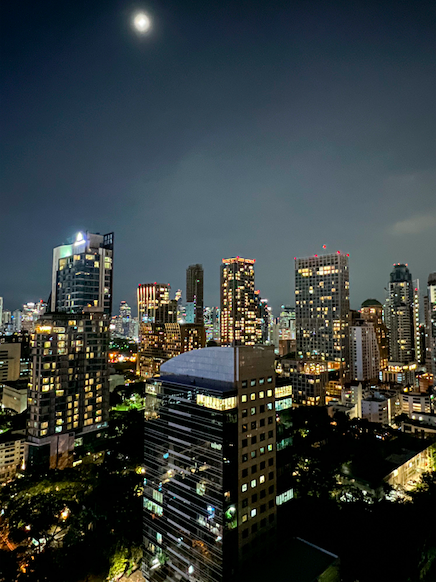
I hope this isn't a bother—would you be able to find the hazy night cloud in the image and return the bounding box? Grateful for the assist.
[389,212,436,235]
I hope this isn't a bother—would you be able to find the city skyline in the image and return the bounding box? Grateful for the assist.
[1,0,434,315]
[1,235,434,320]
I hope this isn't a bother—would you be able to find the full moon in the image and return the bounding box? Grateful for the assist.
[133,12,151,33]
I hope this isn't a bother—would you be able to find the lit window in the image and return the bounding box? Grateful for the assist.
[251,509,257,518]
[259,391,265,399]
[259,475,265,484]
[251,479,257,488]
[242,514,248,523]
[267,389,273,397]
[250,393,256,401]
[242,484,248,492]
[241,395,247,403]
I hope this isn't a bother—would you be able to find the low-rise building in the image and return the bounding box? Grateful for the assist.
[401,392,432,415]
[0,430,26,483]
[279,360,328,406]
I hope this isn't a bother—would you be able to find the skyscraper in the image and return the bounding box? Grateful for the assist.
[384,264,414,363]
[137,283,174,323]
[27,312,110,468]
[349,319,380,382]
[186,264,204,325]
[360,299,389,370]
[295,252,350,371]
[426,273,436,380]
[142,345,277,582]
[51,231,114,315]
[220,257,259,346]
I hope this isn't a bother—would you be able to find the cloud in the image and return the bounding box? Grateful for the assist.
[389,212,436,235]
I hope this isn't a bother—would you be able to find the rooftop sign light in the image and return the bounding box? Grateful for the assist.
[222,257,256,264]
[74,232,85,245]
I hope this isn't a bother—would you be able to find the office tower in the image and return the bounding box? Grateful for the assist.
[142,345,277,582]
[186,264,204,324]
[220,257,259,346]
[384,264,414,363]
[51,231,114,315]
[27,312,110,469]
[349,319,380,382]
[137,283,174,323]
[427,273,436,380]
[295,252,350,372]
[360,299,389,370]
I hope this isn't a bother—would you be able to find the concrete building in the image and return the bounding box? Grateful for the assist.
[349,319,380,382]
[360,299,389,370]
[138,322,205,378]
[142,346,277,582]
[279,359,328,406]
[381,362,418,387]
[295,252,350,375]
[401,392,432,416]
[51,231,114,315]
[361,392,397,424]
[1,381,28,413]
[27,312,110,469]
[0,431,26,483]
[0,343,21,382]
[220,257,260,346]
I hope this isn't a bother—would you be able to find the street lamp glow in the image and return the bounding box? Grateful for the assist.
[133,12,151,33]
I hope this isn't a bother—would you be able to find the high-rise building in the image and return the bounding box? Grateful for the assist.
[137,322,205,378]
[220,257,259,346]
[349,319,380,382]
[142,345,277,582]
[384,264,414,363]
[0,297,3,329]
[51,231,114,315]
[295,252,350,372]
[426,273,436,381]
[413,282,422,364]
[186,264,204,325]
[137,283,174,324]
[27,312,110,469]
[360,299,389,370]
[204,306,220,343]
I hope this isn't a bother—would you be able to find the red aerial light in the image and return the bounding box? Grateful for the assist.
[322,245,326,249]
[346,254,349,257]
[294,257,297,260]
[337,251,340,254]
[315,254,318,257]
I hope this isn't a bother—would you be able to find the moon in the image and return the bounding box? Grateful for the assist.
[133,12,151,33]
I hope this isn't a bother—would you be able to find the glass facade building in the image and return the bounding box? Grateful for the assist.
[51,231,114,315]
[142,346,277,581]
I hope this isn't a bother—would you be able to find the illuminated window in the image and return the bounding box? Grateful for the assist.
[242,483,248,492]
[251,509,257,518]
[251,479,257,488]
[250,393,256,401]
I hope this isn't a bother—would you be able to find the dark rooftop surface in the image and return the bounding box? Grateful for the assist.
[240,537,339,582]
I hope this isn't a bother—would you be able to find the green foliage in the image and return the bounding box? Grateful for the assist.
[0,410,144,581]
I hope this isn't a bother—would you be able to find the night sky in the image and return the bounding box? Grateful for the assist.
[1,0,435,315]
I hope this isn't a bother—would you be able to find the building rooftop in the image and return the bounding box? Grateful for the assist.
[361,298,382,308]
[161,347,238,383]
